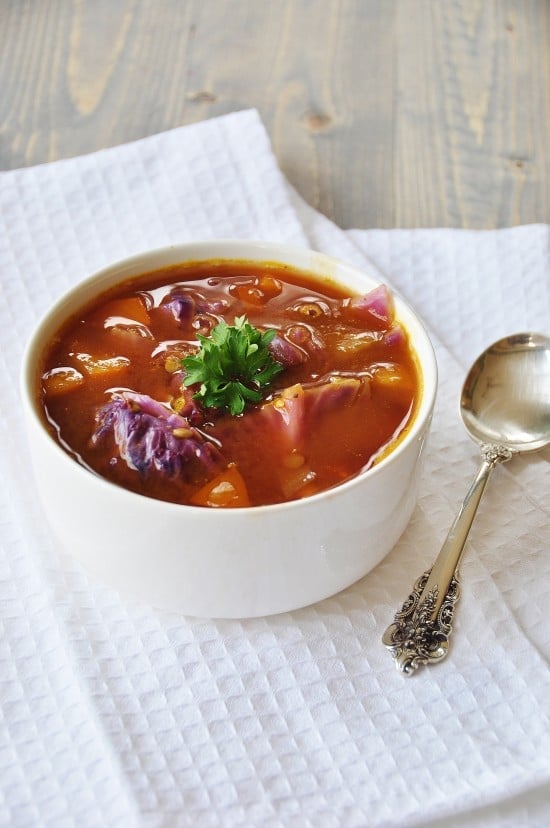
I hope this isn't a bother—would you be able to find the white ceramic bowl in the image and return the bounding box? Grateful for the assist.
[20,240,437,618]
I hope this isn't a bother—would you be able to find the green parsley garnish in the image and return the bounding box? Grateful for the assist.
[182,316,284,415]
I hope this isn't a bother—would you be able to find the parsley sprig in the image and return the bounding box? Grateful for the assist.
[182,316,283,415]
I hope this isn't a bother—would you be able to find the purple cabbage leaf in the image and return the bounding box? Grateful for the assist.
[258,376,364,451]
[93,390,225,480]
[344,284,394,326]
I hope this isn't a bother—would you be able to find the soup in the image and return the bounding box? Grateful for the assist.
[38,260,421,507]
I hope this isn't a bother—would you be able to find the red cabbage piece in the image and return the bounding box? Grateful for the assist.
[197,297,229,314]
[268,324,325,368]
[162,290,196,324]
[93,391,225,480]
[269,334,308,367]
[259,384,306,450]
[344,284,394,327]
[258,377,365,498]
[259,377,364,450]
[304,376,364,419]
[161,288,229,325]
[381,324,407,348]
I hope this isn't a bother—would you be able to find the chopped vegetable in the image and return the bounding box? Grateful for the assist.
[162,289,195,324]
[259,383,306,450]
[42,367,84,396]
[229,275,282,305]
[93,391,225,480]
[182,316,284,415]
[101,296,151,326]
[268,333,308,367]
[190,463,250,508]
[344,284,394,327]
[258,377,363,450]
[74,353,130,376]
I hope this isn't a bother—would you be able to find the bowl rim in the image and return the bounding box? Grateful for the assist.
[20,238,438,515]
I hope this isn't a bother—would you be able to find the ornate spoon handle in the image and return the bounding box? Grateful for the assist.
[382,444,513,674]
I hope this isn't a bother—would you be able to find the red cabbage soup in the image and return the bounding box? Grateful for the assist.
[38,260,421,508]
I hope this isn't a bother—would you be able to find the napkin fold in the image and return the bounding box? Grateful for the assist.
[1,109,549,828]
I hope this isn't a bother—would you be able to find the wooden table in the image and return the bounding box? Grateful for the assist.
[1,0,548,230]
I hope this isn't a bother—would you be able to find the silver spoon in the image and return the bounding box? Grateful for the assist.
[383,332,550,674]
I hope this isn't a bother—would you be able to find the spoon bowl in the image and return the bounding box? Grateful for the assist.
[461,332,550,452]
[383,332,550,674]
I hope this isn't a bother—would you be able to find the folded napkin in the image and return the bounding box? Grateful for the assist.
[1,109,549,828]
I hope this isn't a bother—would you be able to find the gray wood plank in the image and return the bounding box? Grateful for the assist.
[0,0,548,229]
[394,0,550,228]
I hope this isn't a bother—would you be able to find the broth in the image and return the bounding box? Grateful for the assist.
[38,260,421,507]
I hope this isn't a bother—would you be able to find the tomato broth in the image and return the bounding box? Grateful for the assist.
[38,260,421,507]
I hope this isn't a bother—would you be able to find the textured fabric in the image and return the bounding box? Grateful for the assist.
[1,109,549,827]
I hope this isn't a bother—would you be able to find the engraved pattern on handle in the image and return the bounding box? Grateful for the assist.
[382,569,460,674]
[480,443,513,465]
[383,443,513,674]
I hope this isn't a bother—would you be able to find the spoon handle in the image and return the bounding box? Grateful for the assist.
[382,444,513,674]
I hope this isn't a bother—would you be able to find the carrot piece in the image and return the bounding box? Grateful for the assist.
[229,276,281,306]
[101,297,150,326]
[190,464,251,508]
[42,367,84,396]
[74,353,130,376]
[230,283,266,306]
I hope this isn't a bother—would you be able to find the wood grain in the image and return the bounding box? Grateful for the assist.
[394,0,550,228]
[0,0,548,229]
